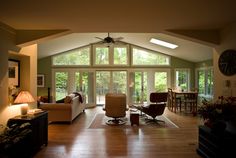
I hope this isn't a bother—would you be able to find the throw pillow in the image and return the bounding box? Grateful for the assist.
[68,93,75,98]
[64,96,72,103]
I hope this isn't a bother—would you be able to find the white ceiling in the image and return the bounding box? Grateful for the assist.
[1,0,236,62]
[38,33,213,62]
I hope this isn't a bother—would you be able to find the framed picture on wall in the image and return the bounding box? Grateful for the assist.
[8,59,20,87]
[37,74,45,87]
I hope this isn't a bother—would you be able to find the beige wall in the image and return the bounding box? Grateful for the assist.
[37,56,52,96]
[0,24,17,125]
[0,25,37,125]
[19,44,38,98]
[213,23,236,100]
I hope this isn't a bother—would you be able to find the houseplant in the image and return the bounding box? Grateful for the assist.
[198,96,236,133]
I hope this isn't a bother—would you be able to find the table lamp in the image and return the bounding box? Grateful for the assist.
[14,91,35,115]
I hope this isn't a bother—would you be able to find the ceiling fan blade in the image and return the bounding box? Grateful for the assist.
[95,37,104,40]
[114,37,124,41]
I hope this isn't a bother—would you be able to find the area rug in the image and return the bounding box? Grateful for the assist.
[88,113,178,129]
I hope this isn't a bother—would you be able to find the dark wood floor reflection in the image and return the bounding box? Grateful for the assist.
[35,107,202,158]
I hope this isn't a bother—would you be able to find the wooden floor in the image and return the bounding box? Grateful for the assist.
[35,107,203,158]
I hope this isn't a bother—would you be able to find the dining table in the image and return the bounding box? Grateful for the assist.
[171,90,198,115]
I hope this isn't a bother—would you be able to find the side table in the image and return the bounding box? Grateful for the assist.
[7,111,48,155]
[130,112,139,126]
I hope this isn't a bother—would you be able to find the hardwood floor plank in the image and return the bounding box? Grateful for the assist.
[34,107,202,158]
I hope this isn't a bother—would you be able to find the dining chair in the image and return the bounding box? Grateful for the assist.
[182,90,198,115]
[168,88,182,112]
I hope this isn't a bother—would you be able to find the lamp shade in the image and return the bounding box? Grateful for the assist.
[14,91,35,103]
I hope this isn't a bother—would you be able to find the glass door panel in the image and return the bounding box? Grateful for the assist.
[82,72,94,104]
[96,70,127,105]
[197,70,205,95]
[129,71,147,104]
[55,72,68,101]
[75,72,81,91]
[175,70,189,91]
[96,71,110,105]
[74,71,95,104]
[155,72,167,92]
[112,71,127,93]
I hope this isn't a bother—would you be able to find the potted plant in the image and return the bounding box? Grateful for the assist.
[198,96,236,133]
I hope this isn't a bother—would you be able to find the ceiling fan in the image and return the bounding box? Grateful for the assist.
[95,33,123,45]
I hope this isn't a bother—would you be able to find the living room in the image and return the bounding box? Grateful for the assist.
[1,1,236,158]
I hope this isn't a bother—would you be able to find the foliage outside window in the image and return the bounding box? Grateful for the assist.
[132,48,170,66]
[175,69,189,91]
[95,47,109,65]
[198,70,205,94]
[155,72,167,92]
[55,72,68,100]
[75,71,92,103]
[52,47,90,65]
[113,47,127,65]
[112,71,127,93]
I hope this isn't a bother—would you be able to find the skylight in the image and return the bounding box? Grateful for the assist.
[150,38,178,49]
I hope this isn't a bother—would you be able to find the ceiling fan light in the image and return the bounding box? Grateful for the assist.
[150,38,178,49]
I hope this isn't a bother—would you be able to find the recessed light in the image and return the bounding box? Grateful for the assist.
[150,38,178,49]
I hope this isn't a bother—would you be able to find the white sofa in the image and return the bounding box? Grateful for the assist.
[39,95,85,123]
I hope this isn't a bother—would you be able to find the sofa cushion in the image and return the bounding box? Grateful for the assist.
[56,98,64,103]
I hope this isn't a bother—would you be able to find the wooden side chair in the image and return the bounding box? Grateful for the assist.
[182,90,198,115]
[168,88,181,112]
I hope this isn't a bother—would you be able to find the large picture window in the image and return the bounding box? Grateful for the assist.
[132,47,170,66]
[52,47,90,66]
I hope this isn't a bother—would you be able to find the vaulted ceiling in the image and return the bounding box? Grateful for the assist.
[1,0,236,62]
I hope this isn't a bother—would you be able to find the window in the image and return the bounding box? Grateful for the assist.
[55,71,68,100]
[95,47,109,65]
[52,47,90,66]
[75,71,95,104]
[132,47,170,66]
[196,68,213,97]
[175,69,190,91]
[53,69,95,104]
[93,44,129,66]
[155,72,168,92]
[113,47,128,65]
[197,70,205,94]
